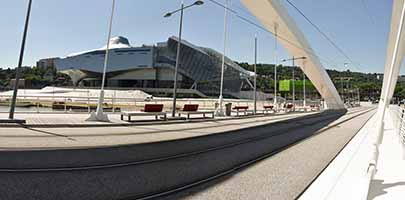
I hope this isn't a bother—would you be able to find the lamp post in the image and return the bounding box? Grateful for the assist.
[88,0,116,122]
[343,63,349,103]
[253,36,257,114]
[164,0,204,118]
[273,23,278,109]
[302,59,307,108]
[216,0,229,116]
[357,88,360,106]
[281,56,306,110]
[8,0,32,122]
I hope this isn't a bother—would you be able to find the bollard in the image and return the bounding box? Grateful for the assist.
[64,97,67,113]
[36,96,40,113]
[399,108,404,142]
[88,97,90,113]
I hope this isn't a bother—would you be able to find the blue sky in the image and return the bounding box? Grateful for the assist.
[0,0,395,73]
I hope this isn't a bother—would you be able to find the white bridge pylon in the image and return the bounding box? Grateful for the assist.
[241,0,344,109]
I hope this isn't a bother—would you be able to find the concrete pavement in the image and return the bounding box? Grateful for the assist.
[0,111,315,149]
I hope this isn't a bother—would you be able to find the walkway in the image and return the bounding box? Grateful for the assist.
[0,109,306,127]
[300,106,405,200]
[0,111,317,149]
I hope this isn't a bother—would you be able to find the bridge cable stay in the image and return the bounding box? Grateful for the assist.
[360,0,377,26]
[284,0,363,71]
[206,0,342,68]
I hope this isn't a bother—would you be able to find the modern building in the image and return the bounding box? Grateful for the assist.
[53,36,254,98]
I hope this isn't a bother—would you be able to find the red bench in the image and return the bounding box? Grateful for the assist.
[284,103,294,112]
[178,104,215,119]
[232,106,249,116]
[309,104,320,111]
[141,104,164,112]
[263,105,275,114]
[183,104,199,112]
[121,104,167,121]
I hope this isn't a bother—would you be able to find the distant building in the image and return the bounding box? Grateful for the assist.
[37,57,58,69]
[9,79,32,89]
[52,36,254,98]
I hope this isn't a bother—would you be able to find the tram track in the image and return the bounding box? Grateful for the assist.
[0,108,374,200]
[135,108,374,200]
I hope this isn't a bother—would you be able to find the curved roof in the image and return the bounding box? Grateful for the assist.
[67,36,132,57]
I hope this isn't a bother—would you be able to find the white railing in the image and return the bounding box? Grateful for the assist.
[389,105,405,158]
[0,94,321,114]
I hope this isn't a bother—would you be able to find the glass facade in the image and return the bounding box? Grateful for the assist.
[157,37,253,97]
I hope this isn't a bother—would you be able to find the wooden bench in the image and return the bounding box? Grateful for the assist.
[121,104,167,121]
[232,106,249,116]
[263,105,275,114]
[178,104,214,119]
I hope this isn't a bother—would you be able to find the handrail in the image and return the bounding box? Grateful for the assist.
[390,105,405,158]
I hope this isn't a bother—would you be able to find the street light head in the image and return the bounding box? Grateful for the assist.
[164,12,172,18]
[194,0,204,5]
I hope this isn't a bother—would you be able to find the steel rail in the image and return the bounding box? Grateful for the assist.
[135,107,374,200]
[0,109,370,173]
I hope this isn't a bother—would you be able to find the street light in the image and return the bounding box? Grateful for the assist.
[302,59,307,107]
[87,0,116,122]
[7,0,32,123]
[164,0,204,118]
[216,0,229,117]
[281,56,306,110]
[253,36,258,114]
[164,1,203,17]
[273,23,279,109]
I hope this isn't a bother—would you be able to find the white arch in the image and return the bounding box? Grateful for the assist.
[241,0,344,109]
[380,0,405,102]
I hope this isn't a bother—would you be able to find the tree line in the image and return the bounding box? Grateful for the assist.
[1,63,405,101]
